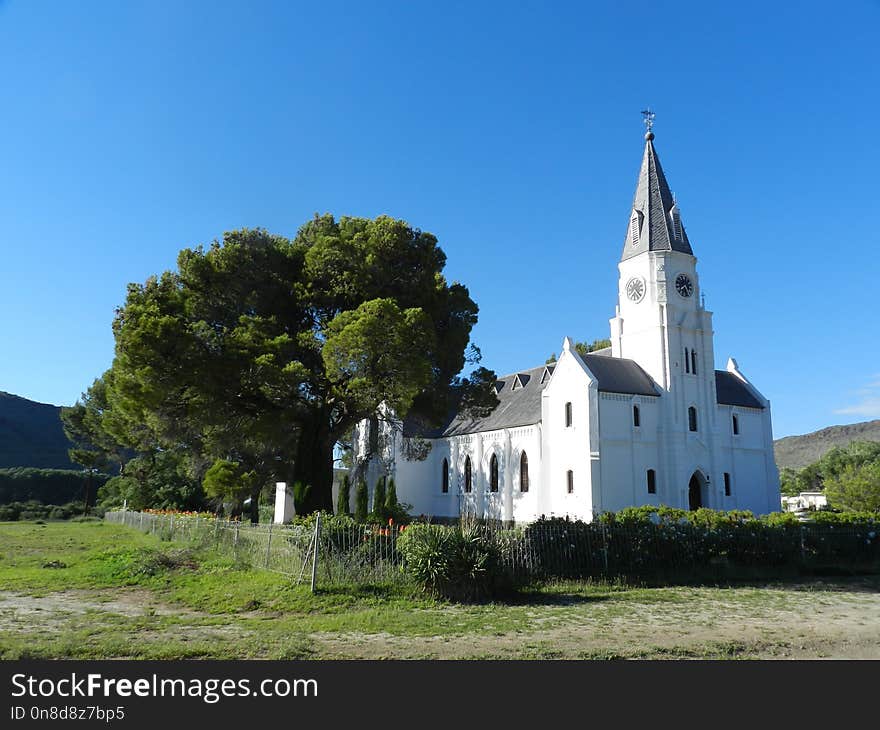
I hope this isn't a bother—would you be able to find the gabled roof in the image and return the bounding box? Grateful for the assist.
[621,132,693,261]
[443,364,548,436]
[715,371,765,409]
[581,353,659,397]
[407,356,659,438]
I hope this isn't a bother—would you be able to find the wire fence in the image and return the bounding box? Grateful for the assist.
[105,511,880,588]
[104,511,405,587]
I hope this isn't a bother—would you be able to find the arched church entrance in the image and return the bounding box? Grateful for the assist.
[688,472,705,511]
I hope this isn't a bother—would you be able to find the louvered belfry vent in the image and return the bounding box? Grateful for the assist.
[671,208,683,240]
[629,210,641,246]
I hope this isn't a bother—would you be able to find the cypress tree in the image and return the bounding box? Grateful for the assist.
[292,481,311,514]
[372,476,386,521]
[385,476,398,519]
[336,474,351,516]
[354,479,368,523]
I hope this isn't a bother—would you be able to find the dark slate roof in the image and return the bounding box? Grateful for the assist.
[581,353,659,397]
[442,364,548,437]
[621,135,693,261]
[406,356,659,438]
[715,371,765,409]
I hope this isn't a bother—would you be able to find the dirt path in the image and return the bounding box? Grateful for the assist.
[310,588,880,659]
[2,585,879,659]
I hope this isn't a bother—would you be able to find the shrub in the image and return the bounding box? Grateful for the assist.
[0,500,88,522]
[0,503,21,521]
[0,467,109,506]
[372,477,386,522]
[292,482,311,514]
[380,477,413,524]
[398,521,506,601]
[354,480,368,523]
[385,477,398,517]
[336,475,351,516]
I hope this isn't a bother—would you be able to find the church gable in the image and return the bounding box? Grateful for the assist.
[541,339,593,396]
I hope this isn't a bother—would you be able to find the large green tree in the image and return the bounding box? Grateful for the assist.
[781,441,880,495]
[108,217,495,518]
[60,375,126,511]
[824,461,880,512]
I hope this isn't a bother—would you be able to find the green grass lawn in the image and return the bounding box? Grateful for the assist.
[2,520,879,659]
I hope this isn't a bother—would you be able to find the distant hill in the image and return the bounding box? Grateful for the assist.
[774,420,880,470]
[0,391,75,469]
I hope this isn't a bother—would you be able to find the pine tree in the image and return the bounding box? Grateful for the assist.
[385,476,399,520]
[354,479,369,522]
[372,477,386,521]
[336,474,351,516]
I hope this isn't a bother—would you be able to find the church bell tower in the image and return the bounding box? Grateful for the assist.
[610,116,718,445]
[610,116,715,393]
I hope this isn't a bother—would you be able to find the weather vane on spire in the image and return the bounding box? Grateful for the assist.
[641,108,655,132]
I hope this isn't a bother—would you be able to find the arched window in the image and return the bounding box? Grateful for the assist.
[464,456,472,493]
[633,404,641,428]
[688,406,698,432]
[685,348,690,374]
[520,452,529,493]
[732,414,740,435]
[442,458,449,493]
[647,469,656,494]
[691,349,697,375]
[566,470,574,494]
[565,402,573,427]
[489,454,499,492]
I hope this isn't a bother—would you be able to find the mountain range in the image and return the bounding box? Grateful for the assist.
[0,391,75,469]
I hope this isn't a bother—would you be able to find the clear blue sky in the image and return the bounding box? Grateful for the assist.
[1,0,878,439]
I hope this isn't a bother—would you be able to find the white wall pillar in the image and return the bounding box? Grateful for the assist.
[503,429,514,523]
[273,482,296,524]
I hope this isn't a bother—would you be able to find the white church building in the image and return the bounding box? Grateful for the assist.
[354,124,781,523]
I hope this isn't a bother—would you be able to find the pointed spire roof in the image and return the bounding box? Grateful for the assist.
[621,129,693,261]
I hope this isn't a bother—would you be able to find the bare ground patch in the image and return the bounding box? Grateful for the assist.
[0,589,198,626]
[2,584,880,659]
[309,586,880,659]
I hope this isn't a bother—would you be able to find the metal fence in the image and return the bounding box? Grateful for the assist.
[491,519,880,581]
[105,511,880,588]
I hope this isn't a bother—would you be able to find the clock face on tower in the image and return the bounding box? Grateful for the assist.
[675,273,694,298]
[625,276,645,303]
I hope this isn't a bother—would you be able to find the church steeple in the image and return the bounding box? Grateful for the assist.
[621,124,693,261]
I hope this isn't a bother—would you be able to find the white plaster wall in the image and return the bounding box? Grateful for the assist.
[541,344,596,521]
[508,426,543,523]
[410,425,544,522]
[390,434,452,518]
[597,395,662,513]
[714,404,780,515]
